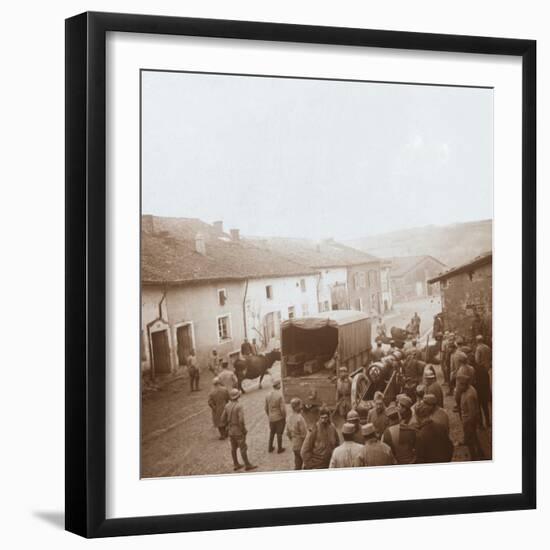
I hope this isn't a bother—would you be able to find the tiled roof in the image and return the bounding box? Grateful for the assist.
[141,216,318,284]
[389,255,447,278]
[427,251,492,284]
[247,237,380,269]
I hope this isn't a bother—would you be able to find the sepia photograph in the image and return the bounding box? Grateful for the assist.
[140,69,493,479]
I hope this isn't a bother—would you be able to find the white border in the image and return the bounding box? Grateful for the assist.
[106,31,522,519]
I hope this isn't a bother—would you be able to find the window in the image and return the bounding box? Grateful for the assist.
[354,298,362,311]
[217,315,231,342]
[300,278,306,292]
[302,303,309,316]
[265,285,273,300]
[288,306,295,319]
[218,288,227,306]
[359,272,367,288]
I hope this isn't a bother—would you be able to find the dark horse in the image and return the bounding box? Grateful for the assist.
[233,350,281,393]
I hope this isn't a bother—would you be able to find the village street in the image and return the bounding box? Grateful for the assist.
[141,297,490,478]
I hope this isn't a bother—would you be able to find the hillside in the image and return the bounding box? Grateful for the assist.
[346,219,492,268]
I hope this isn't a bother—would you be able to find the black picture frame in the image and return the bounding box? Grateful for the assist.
[65,11,536,538]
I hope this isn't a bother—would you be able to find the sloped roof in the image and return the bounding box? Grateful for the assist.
[389,255,447,278]
[141,216,317,284]
[248,237,380,269]
[427,251,492,284]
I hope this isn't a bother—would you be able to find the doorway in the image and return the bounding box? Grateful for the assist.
[176,323,193,366]
[151,329,171,374]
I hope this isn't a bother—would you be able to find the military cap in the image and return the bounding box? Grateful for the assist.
[342,422,356,435]
[393,350,403,360]
[339,367,349,374]
[423,394,438,406]
[212,377,221,385]
[386,405,400,418]
[423,366,436,379]
[346,409,360,421]
[374,391,384,403]
[272,378,281,388]
[229,388,241,400]
[396,394,413,409]
[476,334,484,341]
[361,423,377,437]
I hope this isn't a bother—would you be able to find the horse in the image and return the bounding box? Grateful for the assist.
[233,350,281,393]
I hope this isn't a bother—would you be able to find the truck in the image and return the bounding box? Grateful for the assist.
[280,310,372,410]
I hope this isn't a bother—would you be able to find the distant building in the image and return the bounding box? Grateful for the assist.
[389,255,447,302]
[427,252,492,344]
[141,216,319,377]
[248,237,389,315]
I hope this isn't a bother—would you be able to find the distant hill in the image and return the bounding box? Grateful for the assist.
[346,219,492,269]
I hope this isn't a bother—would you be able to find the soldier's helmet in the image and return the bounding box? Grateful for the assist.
[346,409,360,422]
[229,388,241,400]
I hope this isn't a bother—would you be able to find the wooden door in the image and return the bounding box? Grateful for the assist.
[176,324,192,366]
[152,329,171,374]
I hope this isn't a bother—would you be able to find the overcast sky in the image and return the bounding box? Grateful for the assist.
[142,70,493,241]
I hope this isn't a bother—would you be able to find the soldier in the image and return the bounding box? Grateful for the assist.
[422,393,450,434]
[367,392,389,437]
[336,367,352,418]
[207,377,229,439]
[371,341,385,362]
[208,349,222,375]
[301,406,340,469]
[346,409,364,444]
[410,384,426,427]
[186,348,201,392]
[218,361,238,391]
[454,353,475,415]
[440,332,452,391]
[382,394,417,464]
[329,423,365,468]
[472,337,492,429]
[265,379,286,453]
[362,423,396,466]
[457,369,484,460]
[251,338,259,355]
[412,312,421,337]
[475,335,492,369]
[424,365,444,408]
[220,389,257,471]
[414,402,454,464]
[286,398,308,470]
[241,338,253,357]
[475,335,493,387]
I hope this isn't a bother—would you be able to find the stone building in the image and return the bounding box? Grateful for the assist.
[248,237,388,315]
[427,252,492,344]
[389,255,447,302]
[141,216,319,377]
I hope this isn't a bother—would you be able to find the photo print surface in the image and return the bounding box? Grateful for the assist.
[140,70,493,479]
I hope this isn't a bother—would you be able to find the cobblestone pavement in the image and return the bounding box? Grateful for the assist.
[141,297,491,478]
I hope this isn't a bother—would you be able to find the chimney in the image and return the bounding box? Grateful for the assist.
[230,228,240,242]
[213,220,223,234]
[195,232,206,255]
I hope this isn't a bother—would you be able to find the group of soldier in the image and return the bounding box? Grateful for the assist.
[204,329,492,473]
